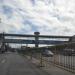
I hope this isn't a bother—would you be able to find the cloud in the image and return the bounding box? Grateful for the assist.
[0,0,75,36]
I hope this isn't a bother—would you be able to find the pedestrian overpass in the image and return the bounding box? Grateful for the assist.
[0,32,71,47]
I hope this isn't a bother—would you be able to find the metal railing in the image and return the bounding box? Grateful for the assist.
[50,45,75,73]
[17,43,75,73]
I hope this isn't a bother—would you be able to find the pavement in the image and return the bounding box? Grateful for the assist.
[0,52,50,75]
[0,52,75,75]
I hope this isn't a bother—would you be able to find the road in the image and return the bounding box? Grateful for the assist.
[0,52,50,75]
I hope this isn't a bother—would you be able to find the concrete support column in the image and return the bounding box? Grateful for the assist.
[34,32,40,47]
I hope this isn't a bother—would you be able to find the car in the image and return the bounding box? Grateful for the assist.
[42,49,54,57]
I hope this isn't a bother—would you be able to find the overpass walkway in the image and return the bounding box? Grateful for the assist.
[0,52,74,75]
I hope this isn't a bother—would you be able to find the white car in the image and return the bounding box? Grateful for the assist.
[42,49,54,57]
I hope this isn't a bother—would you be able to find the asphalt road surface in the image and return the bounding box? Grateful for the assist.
[0,52,50,75]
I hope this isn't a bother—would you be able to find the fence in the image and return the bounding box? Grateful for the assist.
[24,44,75,73]
[51,43,75,73]
[19,43,75,73]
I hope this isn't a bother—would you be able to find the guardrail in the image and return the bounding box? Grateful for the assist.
[18,44,75,73]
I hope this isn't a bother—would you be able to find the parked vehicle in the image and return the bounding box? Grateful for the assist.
[42,49,54,57]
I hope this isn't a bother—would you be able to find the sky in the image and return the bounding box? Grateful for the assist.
[0,0,75,36]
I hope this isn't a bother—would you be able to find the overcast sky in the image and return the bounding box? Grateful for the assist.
[0,0,75,36]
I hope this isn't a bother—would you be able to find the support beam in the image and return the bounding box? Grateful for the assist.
[0,33,72,38]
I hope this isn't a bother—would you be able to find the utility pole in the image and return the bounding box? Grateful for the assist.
[0,18,1,23]
[0,18,1,52]
[0,18,6,53]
